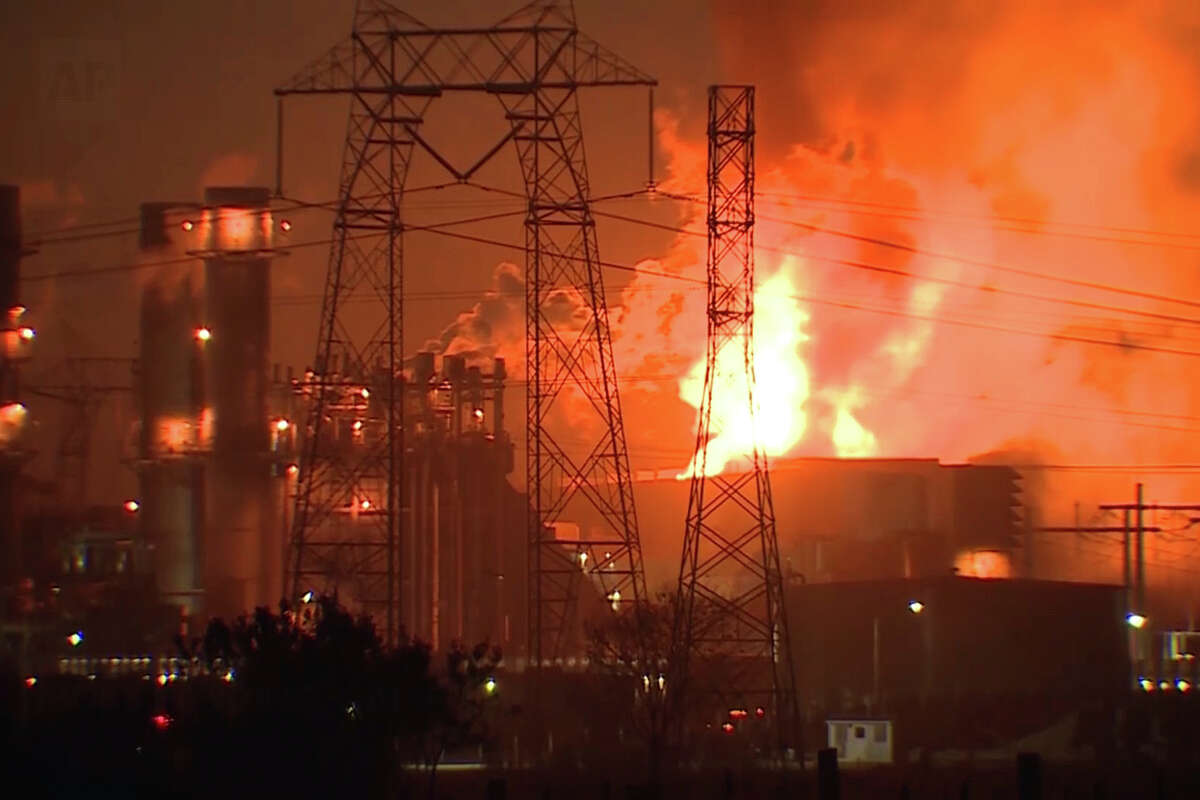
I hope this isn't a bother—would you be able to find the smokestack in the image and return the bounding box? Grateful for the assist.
[137,201,205,617]
[0,185,31,589]
[197,186,281,618]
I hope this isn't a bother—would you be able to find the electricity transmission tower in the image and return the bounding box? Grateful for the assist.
[28,357,134,512]
[277,0,652,656]
[672,86,799,755]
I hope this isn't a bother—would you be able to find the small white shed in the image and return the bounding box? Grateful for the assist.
[826,717,893,764]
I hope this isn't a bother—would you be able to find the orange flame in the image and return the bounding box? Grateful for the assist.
[678,268,811,478]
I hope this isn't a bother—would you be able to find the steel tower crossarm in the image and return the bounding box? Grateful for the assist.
[275,5,653,98]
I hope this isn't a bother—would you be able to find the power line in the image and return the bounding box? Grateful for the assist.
[752,189,1200,243]
[19,209,527,283]
[410,224,1200,358]
[591,209,1200,328]
[658,189,1200,312]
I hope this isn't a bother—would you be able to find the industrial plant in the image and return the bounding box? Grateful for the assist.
[5,1,1200,795]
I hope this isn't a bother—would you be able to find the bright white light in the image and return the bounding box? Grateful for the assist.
[608,589,621,612]
[124,499,140,513]
[301,590,314,604]
[195,327,212,342]
[484,677,497,695]
[1140,678,1154,692]
[1177,679,1191,692]
[908,600,925,614]
[18,327,34,341]
[1126,613,1147,629]
[67,631,83,647]
[275,419,290,432]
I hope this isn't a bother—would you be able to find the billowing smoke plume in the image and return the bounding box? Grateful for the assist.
[600,1,1200,499]
[423,262,525,367]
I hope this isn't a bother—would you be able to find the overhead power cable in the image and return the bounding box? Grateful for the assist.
[657,189,1200,312]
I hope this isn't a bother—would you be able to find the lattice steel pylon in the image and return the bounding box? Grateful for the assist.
[671,86,799,756]
[277,0,652,657]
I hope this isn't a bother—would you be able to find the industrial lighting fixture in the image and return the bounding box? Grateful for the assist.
[279,219,292,232]
[352,420,364,432]
[286,464,299,477]
[577,551,588,571]
[301,590,314,604]
[1126,613,1147,629]
[473,408,484,421]
[9,305,26,318]
[359,387,369,399]
[24,677,36,688]
[275,418,290,432]
[359,499,371,511]
[484,677,497,695]
[67,631,83,647]
[195,327,212,342]
[608,589,621,612]
[18,327,34,341]
[1178,679,1191,692]
[908,600,925,614]
[1139,677,1154,692]
[721,722,735,734]
[181,220,195,232]
[124,500,140,513]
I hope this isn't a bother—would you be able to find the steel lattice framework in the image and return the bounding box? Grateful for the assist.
[671,86,799,754]
[278,0,651,657]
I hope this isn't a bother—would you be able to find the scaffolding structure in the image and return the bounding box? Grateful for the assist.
[672,86,799,755]
[277,0,653,655]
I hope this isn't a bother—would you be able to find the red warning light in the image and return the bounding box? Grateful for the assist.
[152,713,172,731]
[721,722,735,735]
[755,706,765,718]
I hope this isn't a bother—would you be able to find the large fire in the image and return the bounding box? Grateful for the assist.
[678,268,811,477]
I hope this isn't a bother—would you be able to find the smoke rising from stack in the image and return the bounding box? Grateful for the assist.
[422,262,526,369]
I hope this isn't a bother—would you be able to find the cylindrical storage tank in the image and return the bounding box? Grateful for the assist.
[138,202,206,616]
[197,186,276,619]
